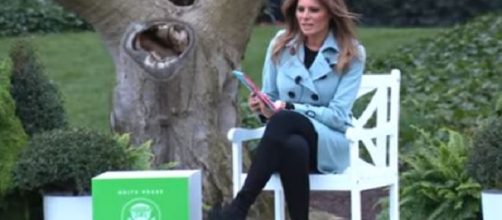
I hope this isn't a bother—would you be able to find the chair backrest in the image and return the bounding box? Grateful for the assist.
[350,69,400,171]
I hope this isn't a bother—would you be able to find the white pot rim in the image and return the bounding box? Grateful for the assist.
[482,189,502,194]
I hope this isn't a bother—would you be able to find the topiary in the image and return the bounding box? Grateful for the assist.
[9,39,68,136]
[12,128,132,195]
[467,117,502,189]
[0,59,28,195]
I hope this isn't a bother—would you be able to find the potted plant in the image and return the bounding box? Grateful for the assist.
[12,128,152,220]
[467,117,502,220]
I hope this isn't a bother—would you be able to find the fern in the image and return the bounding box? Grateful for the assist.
[113,133,154,170]
[399,128,481,220]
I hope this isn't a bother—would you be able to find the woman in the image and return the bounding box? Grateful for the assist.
[212,0,365,219]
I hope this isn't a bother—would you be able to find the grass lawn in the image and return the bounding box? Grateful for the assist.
[0,26,444,132]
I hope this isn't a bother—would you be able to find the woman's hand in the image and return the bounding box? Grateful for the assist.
[248,93,287,118]
[258,100,276,118]
[247,93,261,113]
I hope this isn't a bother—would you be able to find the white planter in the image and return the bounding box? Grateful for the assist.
[482,189,502,220]
[44,194,92,220]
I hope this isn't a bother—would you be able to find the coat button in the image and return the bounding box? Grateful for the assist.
[311,94,319,101]
[295,76,302,84]
[306,110,316,118]
[288,91,296,99]
[290,47,296,55]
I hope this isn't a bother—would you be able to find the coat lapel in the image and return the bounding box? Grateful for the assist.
[282,41,319,94]
[281,31,340,93]
[308,50,333,81]
[310,31,339,80]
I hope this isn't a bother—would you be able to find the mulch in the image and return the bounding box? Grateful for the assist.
[311,187,388,220]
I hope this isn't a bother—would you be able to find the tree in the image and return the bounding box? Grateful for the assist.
[51,0,271,217]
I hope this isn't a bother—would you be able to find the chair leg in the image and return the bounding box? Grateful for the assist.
[274,190,286,220]
[389,182,399,220]
[350,190,361,220]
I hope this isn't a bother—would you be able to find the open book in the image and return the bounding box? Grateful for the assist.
[232,70,278,111]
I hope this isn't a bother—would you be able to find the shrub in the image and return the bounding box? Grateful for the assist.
[9,39,68,136]
[0,60,28,195]
[466,117,502,189]
[396,128,481,220]
[346,0,501,26]
[258,0,501,26]
[0,4,91,37]
[12,128,132,195]
[368,14,502,149]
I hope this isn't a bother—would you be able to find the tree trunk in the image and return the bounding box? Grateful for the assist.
[53,0,272,218]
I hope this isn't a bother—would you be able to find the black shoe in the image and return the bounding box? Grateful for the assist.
[208,203,225,220]
[208,203,246,220]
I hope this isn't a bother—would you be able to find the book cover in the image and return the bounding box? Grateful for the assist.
[232,70,278,111]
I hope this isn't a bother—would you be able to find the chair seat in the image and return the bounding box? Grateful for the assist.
[240,159,397,191]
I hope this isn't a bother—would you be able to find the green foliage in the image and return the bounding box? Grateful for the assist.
[113,133,154,170]
[0,4,91,37]
[12,128,132,195]
[398,128,481,220]
[368,14,502,149]
[467,117,502,189]
[0,191,32,220]
[9,39,68,136]
[0,0,48,8]
[113,133,180,170]
[157,161,181,170]
[239,98,263,129]
[0,60,28,195]
[346,0,501,26]
[496,94,502,116]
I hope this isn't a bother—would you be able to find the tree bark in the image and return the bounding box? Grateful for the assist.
[53,0,272,218]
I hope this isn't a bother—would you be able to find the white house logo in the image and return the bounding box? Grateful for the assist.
[121,198,161,220]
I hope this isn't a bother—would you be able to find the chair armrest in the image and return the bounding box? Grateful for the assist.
[227,126,266,143]
[345,127,359,142]
[227,126,265,197]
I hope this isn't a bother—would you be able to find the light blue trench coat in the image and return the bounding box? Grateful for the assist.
[261,30,366,173]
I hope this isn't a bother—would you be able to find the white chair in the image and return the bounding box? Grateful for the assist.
[227,69,401,220]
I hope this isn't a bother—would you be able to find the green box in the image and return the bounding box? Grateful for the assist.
[92,170,201,220]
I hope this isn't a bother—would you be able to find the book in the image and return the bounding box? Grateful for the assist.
[232,70,278,111]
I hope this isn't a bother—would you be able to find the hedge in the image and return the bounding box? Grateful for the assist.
[346,0,501,26]
[0,5,91,37]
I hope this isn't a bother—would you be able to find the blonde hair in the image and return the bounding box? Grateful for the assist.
[272,0,359,73]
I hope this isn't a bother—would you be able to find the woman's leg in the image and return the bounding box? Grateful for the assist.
[272,111,318,220]
[223,111,318,219]
[228,132,282,218]
[279,134,314,220]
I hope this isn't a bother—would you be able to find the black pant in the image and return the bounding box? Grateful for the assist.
[234,110,318,220]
